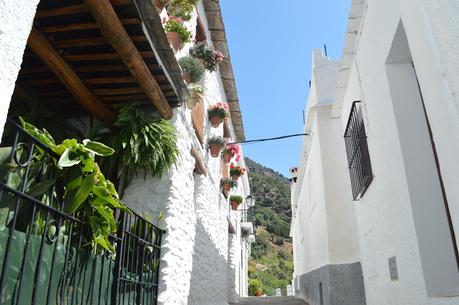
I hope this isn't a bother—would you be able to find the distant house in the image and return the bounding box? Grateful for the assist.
[0,1,254,305]
[291,0,459,304]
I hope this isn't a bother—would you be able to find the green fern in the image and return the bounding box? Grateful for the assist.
[101,103,180,193]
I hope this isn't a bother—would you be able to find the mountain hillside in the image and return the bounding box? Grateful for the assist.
[246,158,293,296]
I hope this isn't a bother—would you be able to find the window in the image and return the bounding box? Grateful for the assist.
[344,101,373,200]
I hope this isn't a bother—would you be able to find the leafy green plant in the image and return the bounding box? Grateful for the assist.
[220,178,237,189]
[188,84,204,95]
[163,16,192,43]
[207,103,229,120]
[189,42,224,72]
[207,136,225,147]
[16,118,127,253]
[167,0,199,21]
[100,103,180,193]
[178,56,205,83]
[229,195,243,204]
[249,278,263,296]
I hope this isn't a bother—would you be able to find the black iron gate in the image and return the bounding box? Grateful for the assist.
[0,120,164,305]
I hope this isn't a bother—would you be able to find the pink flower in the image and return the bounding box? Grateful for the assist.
[162,17,167,23]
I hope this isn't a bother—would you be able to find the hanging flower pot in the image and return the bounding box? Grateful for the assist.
[222,143,240,164]
[210,115,223,128]
[229,195,243,211]
[223,152,233,163]
[220,178,237,197]
[163,16,191,52]
[186,86,204,110]
[207,136,224,158]
[208,103,229,128]
[166,32,182,52]
[229,163,245,182]
[153,0,169,11]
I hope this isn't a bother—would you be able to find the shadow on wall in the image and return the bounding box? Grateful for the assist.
[187,221,229,305]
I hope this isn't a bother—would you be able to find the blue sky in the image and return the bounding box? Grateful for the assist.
[220,0,351,176]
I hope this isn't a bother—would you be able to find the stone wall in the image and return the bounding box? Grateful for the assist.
[0,0,39,135]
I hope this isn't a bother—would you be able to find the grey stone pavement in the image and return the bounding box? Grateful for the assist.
[230,297,308,305]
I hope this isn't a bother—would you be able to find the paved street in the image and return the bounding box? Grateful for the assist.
[231,297,308,305]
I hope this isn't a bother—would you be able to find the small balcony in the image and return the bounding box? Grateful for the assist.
[0,120,164,305]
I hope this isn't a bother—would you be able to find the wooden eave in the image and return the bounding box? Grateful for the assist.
[15,0,187,123]
[202,0,245,141]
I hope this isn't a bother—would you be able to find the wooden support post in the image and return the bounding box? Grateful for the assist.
[27,28,115,125]
[84,0,173,119]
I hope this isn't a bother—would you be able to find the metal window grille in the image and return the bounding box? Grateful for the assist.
[344,102,373,200]
[0,120,164,305]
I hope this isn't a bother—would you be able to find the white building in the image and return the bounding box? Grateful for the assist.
[290,50,366,305]
[292,0,459,305]
[0,1,254,305]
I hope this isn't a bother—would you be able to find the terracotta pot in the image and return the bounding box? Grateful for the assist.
[153,0,169,12]
[209,144,222,157]
[166,32,182,52]
[223,152,233,164]
[255,291,263,297]
[222,183,231,193]
[230,201,239,211]
[210,115,223,128]
[231,174,240,181]
[187,91,203,110]
[182,71,192,84]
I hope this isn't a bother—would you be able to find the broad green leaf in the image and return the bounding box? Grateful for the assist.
[26,178,56,198]
[58,148,80,168]
[83,140,114,156]
[0,147,12,164]
[64,172,96,214]
[92,186,125,210]
[81,157,95,174]
[19,117,55,148]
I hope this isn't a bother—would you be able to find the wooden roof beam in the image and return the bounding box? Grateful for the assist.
[27,28,115,125]
[84,0,173,119]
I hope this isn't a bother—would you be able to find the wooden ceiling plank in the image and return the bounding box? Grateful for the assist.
[73,63,160,73]
[84,0,173,119]
[84,76,136,84]
[41,18,140,33]
[62,51,153,62]
[27,28,115,125]
[37,0,130,18]
[93,87,144,95]
[54,35,146,48]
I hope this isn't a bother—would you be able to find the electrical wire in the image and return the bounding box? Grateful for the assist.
[229,133,309,145]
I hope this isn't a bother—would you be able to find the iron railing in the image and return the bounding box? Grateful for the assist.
[344,101,373,200]
[0,120,164,305]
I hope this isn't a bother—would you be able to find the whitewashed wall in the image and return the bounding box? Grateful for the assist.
[0,0,40,136]
[337,0,459,304]
[292,50,360,276]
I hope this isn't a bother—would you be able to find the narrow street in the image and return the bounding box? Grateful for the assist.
[231,297,308,305]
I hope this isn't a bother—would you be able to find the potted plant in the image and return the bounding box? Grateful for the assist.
[186,84,204,110]
[207,136,225,158]
[167,0,199,21]
[153,0,169,12]
[189,42,225,72]
[178,56,205,84]
[222,143,240,164]
[207,103,228,128]
[220,178,237,196]
[229,163,246,181]
[163,16,192,52]
[229,195,243,211]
